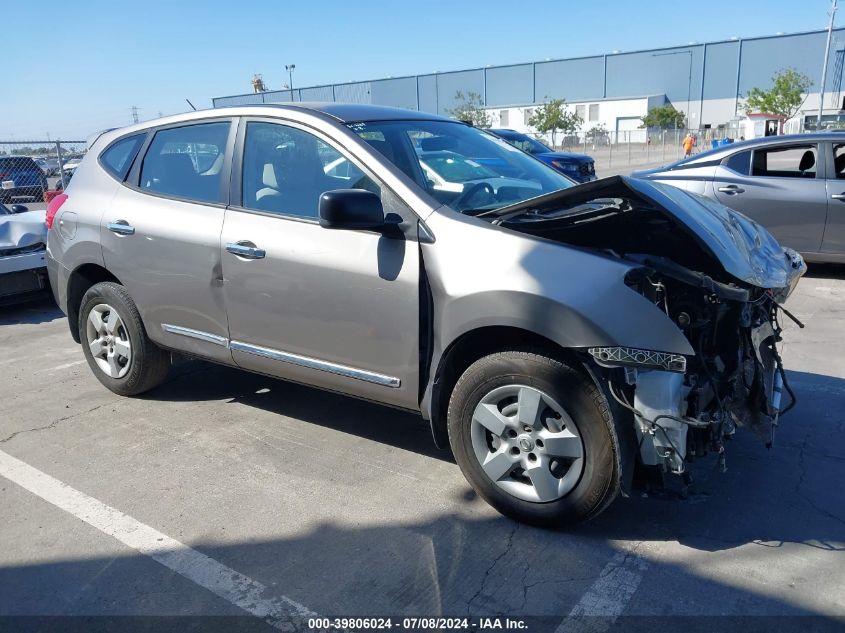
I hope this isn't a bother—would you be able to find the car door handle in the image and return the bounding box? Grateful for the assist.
[717,185,745,194]
[831,193,845,201]
[226,242,266,259]
[107,220,135,235]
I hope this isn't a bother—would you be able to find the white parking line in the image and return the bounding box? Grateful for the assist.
[555,543,648,633]
[39,359,86,373]
[0,449,315,627]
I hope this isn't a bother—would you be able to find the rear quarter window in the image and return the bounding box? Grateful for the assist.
[722,150,751,175]
[100,134,145,181]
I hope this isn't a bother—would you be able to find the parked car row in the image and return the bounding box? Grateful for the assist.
[43,104,804,527]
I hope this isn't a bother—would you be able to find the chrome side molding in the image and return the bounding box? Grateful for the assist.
[161,324,229,347]
[161,324,400,388]
[229,340,401,388]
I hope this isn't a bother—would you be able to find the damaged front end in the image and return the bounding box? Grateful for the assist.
[490,176,806,477]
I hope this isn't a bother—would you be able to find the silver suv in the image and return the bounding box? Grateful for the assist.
[47,104,805,526]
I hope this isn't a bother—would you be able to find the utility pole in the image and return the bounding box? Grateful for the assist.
[131,105,140,124]
[285,64,296,99]
[818,0,838,128]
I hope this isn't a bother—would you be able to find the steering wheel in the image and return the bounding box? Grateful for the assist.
[452,181,495,211]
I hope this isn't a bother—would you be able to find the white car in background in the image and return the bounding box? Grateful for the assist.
[61,156,85,173]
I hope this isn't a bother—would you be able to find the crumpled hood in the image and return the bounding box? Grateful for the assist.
[0,209,47,251]
[623,177,805,288]
[491,175,805,290]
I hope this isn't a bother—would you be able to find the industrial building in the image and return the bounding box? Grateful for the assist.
[213,28,845,138]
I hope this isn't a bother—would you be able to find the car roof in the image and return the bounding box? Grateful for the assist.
[214,102,453,124]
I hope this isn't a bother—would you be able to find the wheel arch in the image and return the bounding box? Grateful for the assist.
[424,323,637,498]
[66,263,122,343]
[425,325,584,448]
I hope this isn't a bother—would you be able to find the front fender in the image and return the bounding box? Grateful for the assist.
[419,208,693,423]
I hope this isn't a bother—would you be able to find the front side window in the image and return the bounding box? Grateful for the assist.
[349,120,572,213]
[751,144,817,179]
[100,133,145,181]
[241,121,379,218]
[140,122,230,203]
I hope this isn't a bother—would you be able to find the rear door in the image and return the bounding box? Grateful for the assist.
[220,118,421,409]
[712,143,827,254]
[823,142,845,257]
[102,119,237,364]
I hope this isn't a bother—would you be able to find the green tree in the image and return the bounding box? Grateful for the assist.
[743,68,812,123]
[640,104,686,129]
[446,91,491,128]
[528,99,582,147]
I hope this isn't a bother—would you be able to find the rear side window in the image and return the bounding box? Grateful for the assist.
[140,122,230,203]
[751,144,817,178]
[100,134,145,181]
[722,150,751,175]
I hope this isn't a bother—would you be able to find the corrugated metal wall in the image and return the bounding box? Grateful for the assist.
[212,29,845,122]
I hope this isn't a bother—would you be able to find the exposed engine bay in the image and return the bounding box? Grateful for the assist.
[489,176,807,477]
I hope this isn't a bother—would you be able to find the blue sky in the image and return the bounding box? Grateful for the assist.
[2,0,837,140]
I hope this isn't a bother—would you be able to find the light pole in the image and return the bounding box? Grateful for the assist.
[285,64,296,100]
[818,0,838,128]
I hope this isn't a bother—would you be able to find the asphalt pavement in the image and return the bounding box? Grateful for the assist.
[0,267,844,632]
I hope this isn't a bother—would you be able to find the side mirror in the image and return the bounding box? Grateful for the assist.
[319,189,384,231]
[10,204,29,213]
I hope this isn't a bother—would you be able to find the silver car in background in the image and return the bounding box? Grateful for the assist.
[633,132,845,263]
[46,104,805,526]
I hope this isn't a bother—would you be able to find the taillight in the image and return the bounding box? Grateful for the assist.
[45,193,68,230]
[0,171,9,179]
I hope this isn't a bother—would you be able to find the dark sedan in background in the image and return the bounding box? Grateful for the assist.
[489,129,596,183]
[633,132,845,263]
[0,156,48,204]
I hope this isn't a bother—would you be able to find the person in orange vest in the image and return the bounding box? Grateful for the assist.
[682,133,695,157]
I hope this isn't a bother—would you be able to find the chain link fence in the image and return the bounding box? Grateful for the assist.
[0,141,87,206]
[529,128,740,171]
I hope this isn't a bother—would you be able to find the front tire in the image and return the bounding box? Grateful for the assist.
[79,282,171,396]
[448,349,619,527]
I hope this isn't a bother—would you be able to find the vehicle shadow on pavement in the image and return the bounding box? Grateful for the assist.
[585,368,845,553]
[804,263,845,280]
[0,297,61,326]
[145,359,845,555]
[144,357,452,463]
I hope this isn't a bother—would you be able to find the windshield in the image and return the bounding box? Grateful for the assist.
[497,132,552,155]
[420,151,498,181]
[347,120,572,213]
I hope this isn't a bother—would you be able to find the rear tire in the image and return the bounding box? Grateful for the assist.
[79,282,171,396]
[448,348,619,527]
